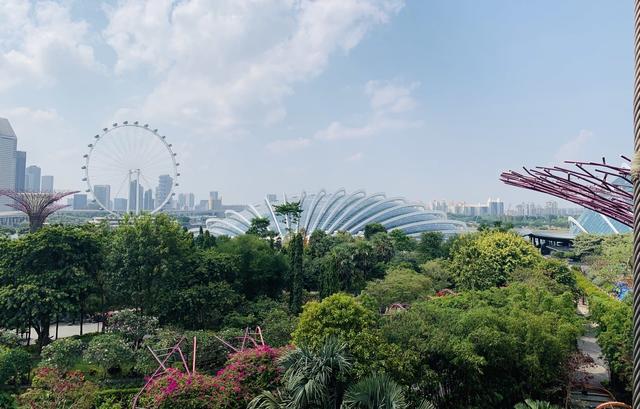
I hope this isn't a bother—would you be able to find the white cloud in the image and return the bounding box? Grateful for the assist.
[365,79,419,114]
[314,79,422,141]
[0,1,99,91]
[268,78,421,150]
[554,129,594,161]
[103,0,405,133]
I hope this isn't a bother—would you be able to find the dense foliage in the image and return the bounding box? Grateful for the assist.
[0,215,607,408]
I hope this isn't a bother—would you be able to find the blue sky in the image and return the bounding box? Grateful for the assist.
[0,0,634,209]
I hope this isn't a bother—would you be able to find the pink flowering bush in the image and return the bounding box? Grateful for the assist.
[17,367,97,409]
[140,346,287,409]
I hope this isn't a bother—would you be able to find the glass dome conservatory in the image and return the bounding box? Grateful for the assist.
[203,189,468,238]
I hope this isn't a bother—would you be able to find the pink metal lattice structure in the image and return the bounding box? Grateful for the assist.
[132,336,197,409]
[500,156,632,227]
[0,190,78,232]
[214,326,265,353]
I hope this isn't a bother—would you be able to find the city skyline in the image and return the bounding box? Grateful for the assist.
[0,1,633,206]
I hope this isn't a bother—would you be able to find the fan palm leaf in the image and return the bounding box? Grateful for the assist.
[340,373,408,409]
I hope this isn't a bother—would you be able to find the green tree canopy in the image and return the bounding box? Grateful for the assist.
[449,231,541,290]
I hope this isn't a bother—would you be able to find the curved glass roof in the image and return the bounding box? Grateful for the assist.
[203,189,468,238]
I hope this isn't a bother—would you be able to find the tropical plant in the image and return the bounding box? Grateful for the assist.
[514,399,562,409]
[341,373,407,409]
[17,367,97,409]
[106,310,159,349]
[249,337,352,409]
[0,346,30,385]
[83,334,134,375]
[39,337,84,371]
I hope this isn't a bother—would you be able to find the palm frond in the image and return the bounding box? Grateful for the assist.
[341,373,408,409]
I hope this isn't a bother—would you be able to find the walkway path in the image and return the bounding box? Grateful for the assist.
[574,300,609,387]
[569,300,615,408]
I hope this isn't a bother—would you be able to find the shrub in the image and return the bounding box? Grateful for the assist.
[361,267,433,312]
[0,347,30,385]
[293,293,390,376]
[84,334,134,375]
[17,367,97,409]
[0,330,20,348]
[261,307,297,347]
[449,231,541,290]
[139,346,286,409]
[134,328,241,375]
[39,337,84,371]
[94,387,139,408]
[214,345,285,407]
[107,310,159,349]
[0,392,16,409]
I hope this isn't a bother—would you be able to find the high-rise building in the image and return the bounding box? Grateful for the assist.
[129,181,144,212]
[113,198,127,211]
[178,193,187,210]
[143,189,154,210]
[73,194,88,210]
[0,118,17,211]
[25,165,41,192]
[94,185,111,210]
[209,191,222,210]
[267,193,277,203]
[15,151,25,192]
[487,198,504,217]
[187,193,195,210]
[41,175,54,193]
[155,175,173,209]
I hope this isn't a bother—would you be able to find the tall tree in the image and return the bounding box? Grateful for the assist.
[0,225,102,350]
[106,214,196,315]
[274,201,304,313]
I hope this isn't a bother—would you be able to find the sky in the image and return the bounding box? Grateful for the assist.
[0,0,634,209]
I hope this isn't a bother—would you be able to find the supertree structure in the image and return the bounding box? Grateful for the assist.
[0,190,78,232]
[499,156,632,227]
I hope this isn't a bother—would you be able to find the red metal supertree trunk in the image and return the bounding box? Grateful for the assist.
[0,190,79,232]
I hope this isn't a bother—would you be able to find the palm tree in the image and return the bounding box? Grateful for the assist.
[341,373,407,409]
[248,337,351,409]
[249,338,415,409]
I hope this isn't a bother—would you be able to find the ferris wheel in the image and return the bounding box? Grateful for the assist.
[82,122,180,215]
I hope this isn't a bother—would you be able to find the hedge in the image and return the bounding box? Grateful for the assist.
[575,270,632,390]
[94,387,140,407]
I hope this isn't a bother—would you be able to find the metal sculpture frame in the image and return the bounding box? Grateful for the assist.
[214,326,266,353]
[82,121,179,216]
[500,156,632,227]
[0,190,78,232]
[132,336,197,409]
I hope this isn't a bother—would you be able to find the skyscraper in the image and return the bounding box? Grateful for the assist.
[113,198,127,211]
[73,194,88,210]
[15,151,25,192]
[187,193,195,210]
[155,175,173,209]
[143,189,154,210]
[0,118,17,211]
[25,165,41,192]
[209,191,222,210]
[129,181,143,212]
[177,193,187,210]
[94,185,111,210]
[41,175,54,193]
